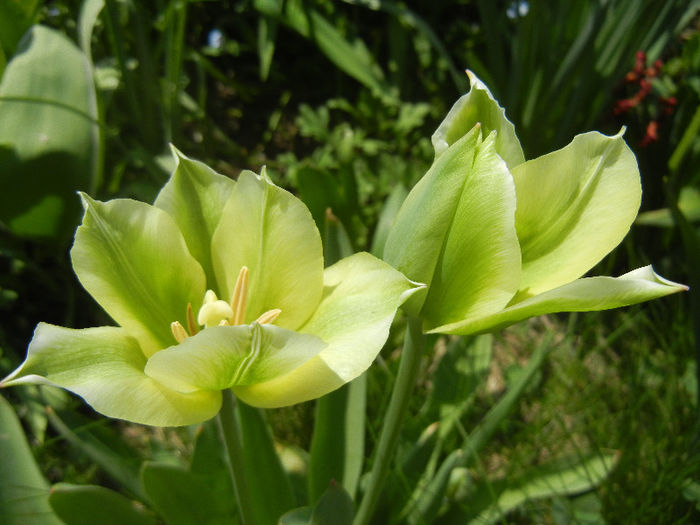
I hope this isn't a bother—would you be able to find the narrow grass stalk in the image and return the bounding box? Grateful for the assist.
[354,316,425,525]
[217,389,256,525]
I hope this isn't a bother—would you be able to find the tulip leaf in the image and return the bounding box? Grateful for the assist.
[0,394,61,525]
[141,463,232,525]
[432,70,524,169]
[235,252,422,407]
[1,323,221,426]
[144,324,326,392]
[420,132,521,330]
[71,194,207,356]
[432,266,687,335]
[190,420,237,519]
[309,213,366,502]
[154,147,235,287]
[212,171,324,331]
[512,131,641,298]
[0,25,99,238]
[235,402,297,524]
[48,483,155,525]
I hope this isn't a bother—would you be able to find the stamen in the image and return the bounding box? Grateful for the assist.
[229,266,250,325]
[198,289,234,327]
[186,303,198,335]
[255,309,282,325]
[171,321,188,343]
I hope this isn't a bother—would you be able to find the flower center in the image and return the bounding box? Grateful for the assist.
[170,266,281,343]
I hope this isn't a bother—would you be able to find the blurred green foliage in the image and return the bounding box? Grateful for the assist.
[0,1,699,523]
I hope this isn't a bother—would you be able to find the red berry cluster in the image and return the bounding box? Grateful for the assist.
[614,51,677,147]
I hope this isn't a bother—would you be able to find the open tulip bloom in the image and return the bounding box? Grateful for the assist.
[384,71,687,335]
[1,150,422,426]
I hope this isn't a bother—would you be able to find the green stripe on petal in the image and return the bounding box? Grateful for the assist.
[211,171,324,330]
[71,195,206,356]
[154,146,235,287]
[421,132,521,330]
[432,70,524,169]
[384,125,482,314]
[512,131,641,298]
[144,324,326,392]
[234,252,424,408]
[1,324,221,426]
[428,266,687,335]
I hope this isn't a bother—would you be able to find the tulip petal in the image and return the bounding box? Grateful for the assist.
[429,266,687,335]
[154,146,235,286]
[512,131,641,298]
[421,132,522,329]
[144,324,326,392]
[71,195,206,356]
[432,70,524,169]
[211,171,324,330]
[384,125,482,314]
[0,323,221,426]
[233,252,423,407]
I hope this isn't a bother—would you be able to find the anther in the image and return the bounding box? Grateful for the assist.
[171,321,188,343]
[255,309,282,325]
[186,303,198,335]
[229,266,250,325]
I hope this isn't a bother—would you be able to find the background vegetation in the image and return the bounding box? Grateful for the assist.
[1,0,699,523]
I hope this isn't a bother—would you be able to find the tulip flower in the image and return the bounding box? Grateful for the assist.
[384,71,686,335]
[1,150,421,426]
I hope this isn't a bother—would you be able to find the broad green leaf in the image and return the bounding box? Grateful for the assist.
[190,420,237,519]
[154,147,235,287]
[144,324,326,392]
[1,324,221,426]
[384,125,482,314]
[235,402,297,524]
[308,374,366,502]
[432,70,524,168]
[141,463,232,525]
[431,266,687,335]
[234,252,422,407]
[468,453,619,524]
[309,212,365,502]
[0,395,61,525]
[48,483,155,525]
[0,25,99,238]
[71,195,206,356]
[211,171,324,331]
[512,131,641,298]
[421,132,521,330]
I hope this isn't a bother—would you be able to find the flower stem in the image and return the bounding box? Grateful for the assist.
[353,316,425,525]
[217,389,256,525]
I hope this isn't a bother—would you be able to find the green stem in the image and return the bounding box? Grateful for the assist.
[216,389,256,525]
[353,316,425,525]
